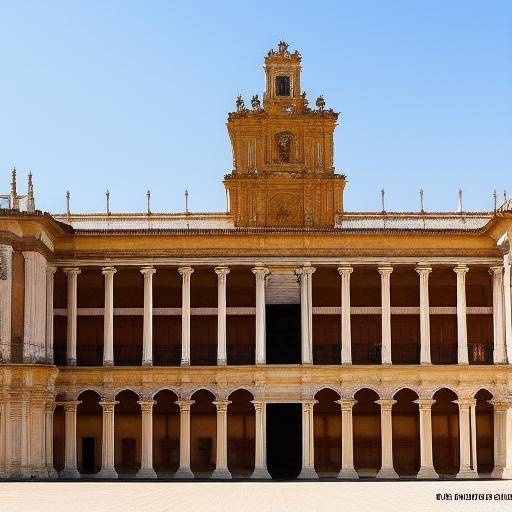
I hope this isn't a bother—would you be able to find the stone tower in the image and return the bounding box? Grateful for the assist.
[224,41,346,228]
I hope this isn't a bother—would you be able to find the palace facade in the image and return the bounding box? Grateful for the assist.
[1,42,512,481]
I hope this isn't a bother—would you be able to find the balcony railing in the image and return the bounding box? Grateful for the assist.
[313,344,341,365]
[154,345,181,366]
[227,344,255,365]
[468,342,493,365]
[431,343,458,364]
[352,343,382,364]
[190,344,217,366]
[391,343,420,365]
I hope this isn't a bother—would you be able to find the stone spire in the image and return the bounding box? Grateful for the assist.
[26,172,35,213]
[10,166,17,209]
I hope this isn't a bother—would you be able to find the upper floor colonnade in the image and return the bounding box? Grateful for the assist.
[31,260,512,368]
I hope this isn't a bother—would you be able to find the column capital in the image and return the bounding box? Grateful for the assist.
[336,399,357,410]
[137,400,156,412]
[415,265,432,275]
[99,400,119,412]
[213,400,232,411]
[178,266,194,276]
[489,398,512,410]
[454,398,477,408]
[46,265,57,275]
[453,264,469,275]
[140,266,156,276]
[377,266,393,275]
[101,266,117,275]
[45,402,57,413]
[60,400,81,412]
[214,266,230,276]
[489,265,504,276]
[63,267,81,276]
[296,265,316,276]
[251,400,266,411]
[176,399,195,411]
[337,265,353,276]
[252,266,270,277]
[301,399,318,412]
[376,399,396,411]
[414,399,436,410]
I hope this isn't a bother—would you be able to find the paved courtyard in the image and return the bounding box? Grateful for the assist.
[0,481,511,512]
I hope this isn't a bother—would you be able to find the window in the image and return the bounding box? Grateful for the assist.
[275,76,291,97]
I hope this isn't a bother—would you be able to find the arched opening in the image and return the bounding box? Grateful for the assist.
[353,388,381,475]
[114,390,141,476]
[432,388,459,476]
[314,388,342,476]
[227,389,255,477]
[52,404,65,473]
[77,390,102,475]
[190,389,216,476]
[153,390,180,476]
[392,389,420,476]
[475,389,494,474]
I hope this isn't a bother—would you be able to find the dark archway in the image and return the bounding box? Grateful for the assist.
[153,389,180,476]
[52,404,65,473]
[77,390,102,475]
[114,390,141,475]
[392,388,420,476]
[475,389,494,474]
[190,389,216,476]
[432,388,459,476]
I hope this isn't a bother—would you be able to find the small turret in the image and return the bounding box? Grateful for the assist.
[26,172,35,213]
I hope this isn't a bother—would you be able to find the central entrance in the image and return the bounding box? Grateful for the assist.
[266,403,302,479]
[266,304,301,364]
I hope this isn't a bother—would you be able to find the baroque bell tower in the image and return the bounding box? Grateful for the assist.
[224,41,346,228]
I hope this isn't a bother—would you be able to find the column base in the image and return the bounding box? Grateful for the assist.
[337,468,359,479]
[175,466,194,479]
[500,468,512,480]
[212,468,232,479]
[217,359,227,366]
[420,361,432,365]
[491,466,504,478]
[59,468,80,479]
[250,467,271,479]
[66,358,76,367]
[142,360,153,367]
[96,468,118,479]
[376,467,399,479]
[416,466,439,479]
[136,467,157,479]
[103,360,113,367]
[298,467,319,479]
[456,468,478,479]
[180,359,190,367]
[47,468,58,479]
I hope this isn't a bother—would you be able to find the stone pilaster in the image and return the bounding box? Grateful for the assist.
[252,266,269,365]
[454,265,469,365]
[378,267,393,364]
[102,267,116,366]
[136,399,157,478]
[141,267,156,366]
[175,400,194,478]
[45,266,57,364]
[251,400,271,479]
[215,267,230,365]
[416,266,432,364]
[490,399,508,478]
[338,266,353,364]
[296,265,315,364]
[59,401,81,479]
[97,400,118,479]
[414,399,438,478]
[212,400,232,479]
[336,399,358,479]
[503,249,512,363]
[298,400,318,479]
[455,398,478,478]
[45,403,57,478]
[64,268,81,366]
[0,245,13,363]
[178,267,194,366]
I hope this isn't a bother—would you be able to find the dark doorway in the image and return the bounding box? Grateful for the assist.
[267,403,302,479]
[122,438,136,468]
[81,437,95,473]
[266,305,301,364]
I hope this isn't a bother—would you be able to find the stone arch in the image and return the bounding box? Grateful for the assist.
[390,385,421,399]
[430,385,459,399]
[188,386,218,400]
[474,388,494,474]
[114,389,141,476]
[114,387,141,399]
[73,387,103,400]
[153,389,180,476]
[76,390,102,475]
[312,386,341,399]
[190,389,217,475]
[227,386,255,399]
[432,388,459,476]
[350,385,381,399]
[151,386,181,400]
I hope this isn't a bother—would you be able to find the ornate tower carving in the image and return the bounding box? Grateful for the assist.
[224,42,346,228]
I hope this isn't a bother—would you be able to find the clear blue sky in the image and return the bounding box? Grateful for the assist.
[1,0,510,214]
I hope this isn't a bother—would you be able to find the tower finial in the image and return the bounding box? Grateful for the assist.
[66,191,71,216]
[458,188,463,213]
[146,190,151,215]
[381,188,385,213]
[26,171,35,213]
[420,188,424,213]
[493,189,497,212]
[10,165,18,209]
[185,189,189,214]
[106,190,110,216]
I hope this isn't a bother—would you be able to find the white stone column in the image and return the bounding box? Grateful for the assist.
[337,399,358,479]
[504,400,512,479]
[490,266,506,364]
[64,268,81,366]
[416,266,432,364]
[252,266,269,365]
[338,266,353,364]
[378,267,393,364]
[175,400,194,478]
[0,245,13,363]
[471,400,478,474]
[296,265,315,364]
[212,400,232,479]
[178,267,194,366]
[376,399,398,478]
[215,266,230,365]
[141,266,156,366]
[251,400,271,478]
[503,248,512,363]
[136,399,157,478]
[454,265,469,365]
[97,400,118,479]
[456,398,478,478]
[414,399,438,478]
[45,266,57,364]
[102,267,116,366]
[59,401,81,478]
[490,399,508,478]
[298,400,318,479]
[45,403,57,478]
